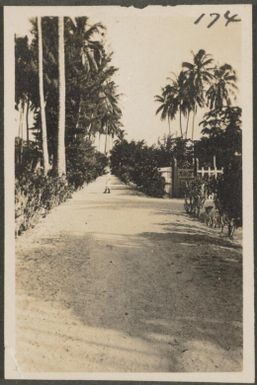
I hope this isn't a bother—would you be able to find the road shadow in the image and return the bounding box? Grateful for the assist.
[17,220,242,371]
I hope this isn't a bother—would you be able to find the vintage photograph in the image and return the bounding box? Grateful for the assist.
[4,3,254,381]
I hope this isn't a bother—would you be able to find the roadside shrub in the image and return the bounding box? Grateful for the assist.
[15,138,108,236]
[110,140,165,197]
[184,159,242,237]
[140,168,165,197]
[184,178,207,217]
[15,171,73,236]
[215,156,242,225]
[15,138,42,173]
[66,137,108,189]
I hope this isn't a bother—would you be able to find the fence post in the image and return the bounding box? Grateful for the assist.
[213,155,217,169]
[194,157,199,177]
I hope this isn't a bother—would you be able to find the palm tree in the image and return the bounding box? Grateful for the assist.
[65,17,106,138]
[182,49,214,139]
[206,64,237,110]
[67,16,105,69]
[177,70,192,139]
[57,16,66,176]
[155,78,180,137]
[15,36,29,143]
[155,92,171,135]
[15,34,39,165]
[100,81,122,155]
[37,16,50,175]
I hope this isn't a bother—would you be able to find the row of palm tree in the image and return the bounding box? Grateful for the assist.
[15,16,123,176]
[155,49,238,140]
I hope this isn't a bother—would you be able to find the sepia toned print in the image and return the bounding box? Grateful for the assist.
[4,4,254,382]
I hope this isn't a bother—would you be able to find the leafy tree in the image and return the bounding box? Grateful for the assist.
[15,33,39,166]
[110,140,165,197]
[197,106,242,167]
[66,137,107,189]
[64,16,106,140]
[155,79,179,136]
[155,50,214,140]
[28,16,122,174]
[206,64,237,110]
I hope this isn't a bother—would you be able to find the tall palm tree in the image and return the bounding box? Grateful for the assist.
[37,16,50,175]
[177,70,193,139]
[155,78,180,137]
[15,36,29,143]
[182,49,214,139]
[98,80,122,155]
[65,16,106,138]
[57,16,66,176]
[206,64,237,110]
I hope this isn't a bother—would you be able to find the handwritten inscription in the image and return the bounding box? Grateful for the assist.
[194,11,241,28]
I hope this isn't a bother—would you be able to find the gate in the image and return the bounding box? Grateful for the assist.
[159,167,172,196]
[160,156,224,198]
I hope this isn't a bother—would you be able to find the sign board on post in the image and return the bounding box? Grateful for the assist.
[172,157,195,198]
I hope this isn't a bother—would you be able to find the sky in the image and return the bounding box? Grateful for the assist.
[11,5,245,145]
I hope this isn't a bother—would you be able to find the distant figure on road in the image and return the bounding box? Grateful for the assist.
[104,170,111,194]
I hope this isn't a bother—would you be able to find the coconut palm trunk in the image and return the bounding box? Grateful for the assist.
[57,16,66,176]
[26,98,29,142]
[104,129,108,155]
[18,100,24,139]
[191,106,197,140]
[185,111,190,139]
[18,100,24,164]
[38,16,50,175]
[168,116,171,136]
[179,108,183,138]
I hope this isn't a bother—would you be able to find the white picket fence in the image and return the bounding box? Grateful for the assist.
[196,156,224,179]
[197,166,224,179]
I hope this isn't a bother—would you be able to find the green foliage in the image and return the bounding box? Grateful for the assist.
[215,156,242,224]
[155,49,238,141]
[26,16,123,169]
[110,140,165,198]
[15,17,122,169]
[15,138,42,173]
[15,137,108,235]
[15,16,121,235]
[15,35,38,108]
[184,157,242,225]
[195,106,242,165]
[184,177,206,217]
[155,49,214,139]
[66,137,108,189]
[15,171,73,236]
[185,106,242,224]
[155,136,194,168]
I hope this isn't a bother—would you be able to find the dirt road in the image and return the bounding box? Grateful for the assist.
[16,175,242,372]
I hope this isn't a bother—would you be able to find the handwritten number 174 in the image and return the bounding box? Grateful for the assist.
[194,11,241,28]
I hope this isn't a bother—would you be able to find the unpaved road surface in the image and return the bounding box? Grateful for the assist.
[16,175,242,372]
